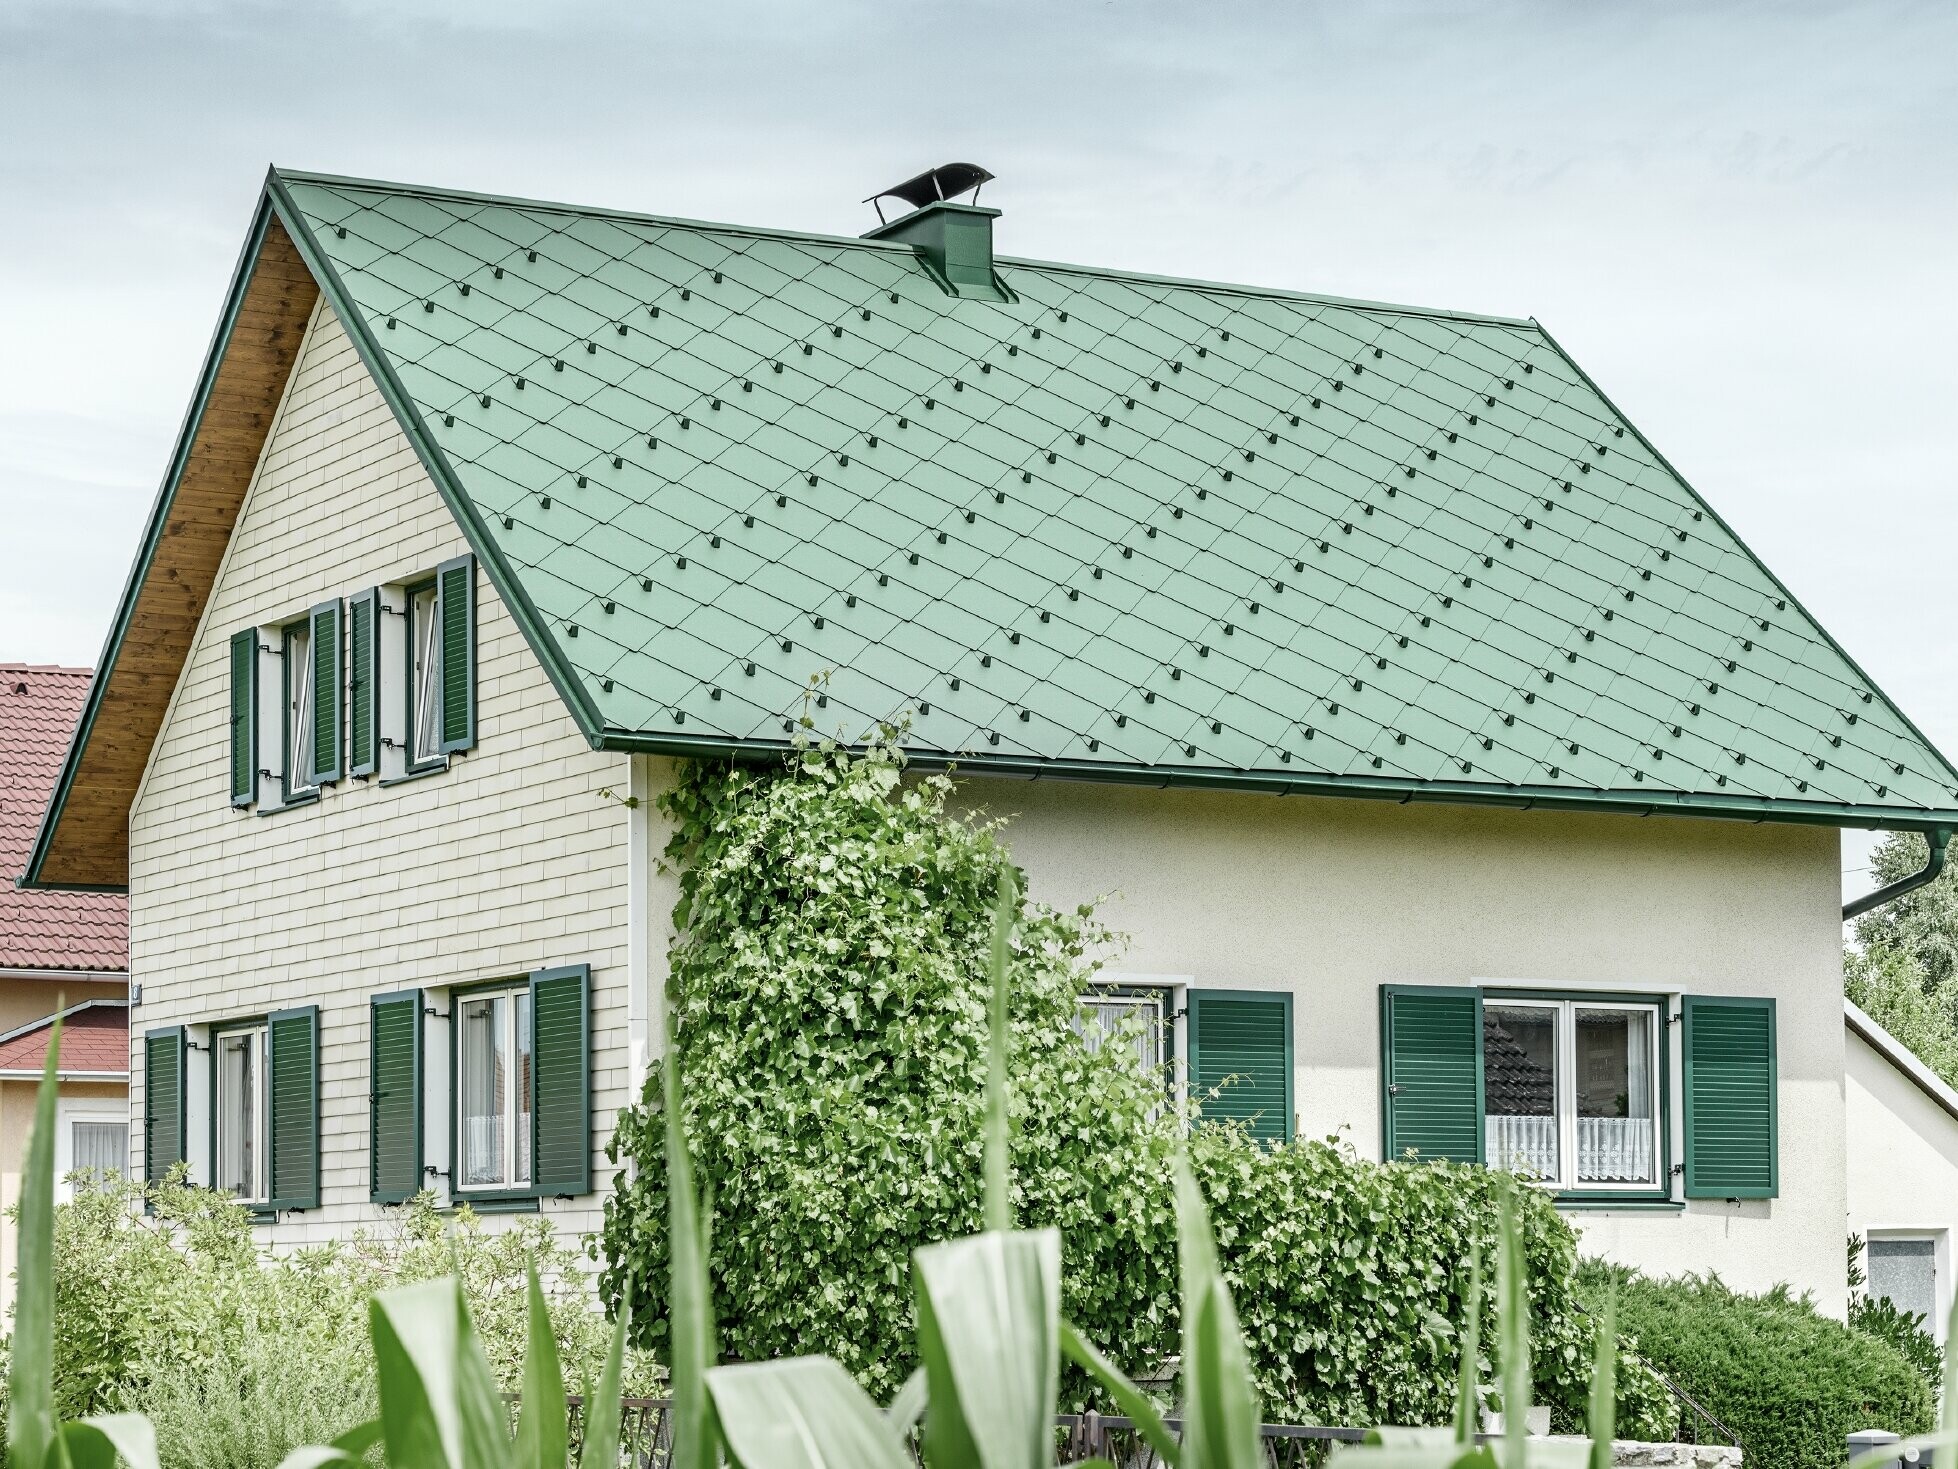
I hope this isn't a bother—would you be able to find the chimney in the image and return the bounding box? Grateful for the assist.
[863,162,1012,303]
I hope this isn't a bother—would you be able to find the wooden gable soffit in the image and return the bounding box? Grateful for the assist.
[24,207,320,889]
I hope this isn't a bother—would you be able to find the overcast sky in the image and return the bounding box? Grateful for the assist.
[3,0,1952,895]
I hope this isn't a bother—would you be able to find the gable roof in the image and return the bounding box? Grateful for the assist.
[26,168,1958,888]
[1,667,126,965]
[0,998,129,1078]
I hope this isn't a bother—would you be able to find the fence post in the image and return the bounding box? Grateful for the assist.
[1850,1429,1903,1469]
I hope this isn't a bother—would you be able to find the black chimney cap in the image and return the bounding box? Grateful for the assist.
[865,162,995,221]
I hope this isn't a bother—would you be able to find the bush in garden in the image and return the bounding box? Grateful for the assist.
[598,737,1672,1434]
[1581,1259,1934,1469]
[40,1172,648,1469]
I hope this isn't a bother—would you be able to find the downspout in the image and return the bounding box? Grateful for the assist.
[1843,827,1952,922]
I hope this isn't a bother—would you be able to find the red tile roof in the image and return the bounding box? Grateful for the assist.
[1,667,127,970]
[0,1000,128,1075]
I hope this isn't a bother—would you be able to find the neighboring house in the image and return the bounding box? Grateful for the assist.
[1847,999,1958,1341]
[21,164,1958,1311]
[0,665,129,1310]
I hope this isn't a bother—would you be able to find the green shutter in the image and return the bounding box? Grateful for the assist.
[229,629,256,806]
[370,991,423,1203]
[1187,989,1293,1144]
[143,1027,186,1182]
[308,600,342,786]
[348,588,380,778]
[530,965,590,1196]
[436,555,476,753]
[1683,995,1777,1199]
[268,1006,320,1210]
[1381,985,1484,1164]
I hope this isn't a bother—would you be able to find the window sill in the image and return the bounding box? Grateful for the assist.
[1554,1195,1682,1211]
[381,760,450,789]
[254,791,319,817]
[448,1194,540,1215]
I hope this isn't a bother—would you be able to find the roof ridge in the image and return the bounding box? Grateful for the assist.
[270,167,1533,329]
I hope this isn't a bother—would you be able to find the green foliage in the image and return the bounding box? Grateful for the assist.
[1848,1233,1944,1404]
[43,1173,649,1469]
[1581,1259,1934,1469]
[1845,942,1958,1089]
[1856,832,1958,988]
[599,739,1671,1436]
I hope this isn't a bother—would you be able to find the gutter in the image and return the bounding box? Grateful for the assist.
[1843,827,1950,922]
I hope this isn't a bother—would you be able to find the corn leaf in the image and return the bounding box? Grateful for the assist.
[706,1358,913,1469]
[578,1285,631,1469]
[1059,1321,1180,1467]
[1585,1292,1615,1469]
[1173,1154,1262,1469]
[914,1227,1061,1469]
[514,1268,568,1469]
[367,1277,510,1469]
[664,1029,719,1469]
[984,866,1019,1233]
[55,1414,159,1469]
[887,1367,928,1437]
[8,1020,62,1469]
[1452,1243,1482,1446]
[1495,1185,1528,1469]
[272,1418,382,1469]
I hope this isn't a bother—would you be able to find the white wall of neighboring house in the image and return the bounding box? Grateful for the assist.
[1846,1005,1958,1342]
[128,300,640,1244]
[960,772,1850,1309]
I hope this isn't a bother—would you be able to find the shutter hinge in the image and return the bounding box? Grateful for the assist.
[381,603,407,617]
[1387,1083,1405,1096]
[1670,1164,1684,1176]
[424,1006,449,1020]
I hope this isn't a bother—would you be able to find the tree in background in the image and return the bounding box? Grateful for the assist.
[1849,831,1958,1087]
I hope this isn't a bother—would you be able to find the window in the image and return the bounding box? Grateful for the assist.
[1078,986,1171,1079]
[216,1024,268,1204]
[457,986,533,1191]
[282,620,315,800]
[407,579,443,768]
[55,1101,128,1201]
[1482,997,1660,1192]
[1868,1237,1940,1335]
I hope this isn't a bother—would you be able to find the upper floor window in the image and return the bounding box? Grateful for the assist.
[283,619,317,801]
[407,578,444,769]
[1482,996,1660,1192]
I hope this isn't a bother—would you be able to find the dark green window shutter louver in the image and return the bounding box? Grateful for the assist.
[1187,989,1293,1144]
[143,1027,186,1182]
[307,601,342,786]
[436,555,476,754]
[1381,985,1484,1164]
[347,588,380,778]
[530,965,591,1196]
[1683,995,1777,1199]
[268,1006,320,1211]
[370,991,423,1203]
[229,629,256,806]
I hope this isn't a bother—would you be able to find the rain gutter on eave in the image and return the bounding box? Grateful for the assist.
[261,169,608,750]
[1843,827,1951,922]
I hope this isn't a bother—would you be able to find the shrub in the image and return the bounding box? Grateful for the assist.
[41,1173,650,1469]
[599,739,1671,1434]
[1580,1260,1933,1469]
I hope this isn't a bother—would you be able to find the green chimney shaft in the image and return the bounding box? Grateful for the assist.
[865,201,1011,303]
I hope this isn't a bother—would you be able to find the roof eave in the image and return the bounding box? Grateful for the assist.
[592,729,1958,833]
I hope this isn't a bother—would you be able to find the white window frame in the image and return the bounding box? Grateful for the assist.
[1082,974,1189,1109]
[283,618,317,800]
[407,579,445,770]
[1482,994,1665,1195]
[53,1099,130,1202]
[454,984,533,1194]
[215,1023,269,1205]
[1866,1230,1950,1345]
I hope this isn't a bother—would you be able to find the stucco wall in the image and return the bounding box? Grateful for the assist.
[0,1078,126,1314]
[0,978,123,1035]
[960,773,1848,1307]
[1846,1026,1958,1337]
[128,300,633,1246]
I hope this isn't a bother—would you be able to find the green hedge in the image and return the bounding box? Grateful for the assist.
[1582,1262,1932,1469]
[599,740,1674,1435]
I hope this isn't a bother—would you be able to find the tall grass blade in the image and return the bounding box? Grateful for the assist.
[578,1285,631,1469]
[664,1024,719,1469]
[1173,1152,1263,1469]
[984,866,1019,1233]
[1453,1242,1483,1447]
[367,1276,510,1469]
[1586,1292,1616,1469]
[1059,1322,1181,1467]
[887,1367,928,1437]
[1495,1185,1529,1469]
[914,1227,1061,1469]
[8,1018,62,1469]
[514,1267,568,1469]
[706,1358,913,1469]
[56,1415,159,1469]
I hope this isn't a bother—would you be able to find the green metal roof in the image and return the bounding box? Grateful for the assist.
[268,168,1958,830]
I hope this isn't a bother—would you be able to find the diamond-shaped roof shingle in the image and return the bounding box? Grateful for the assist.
[2,667,127,966]
[272,170,1958,825]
